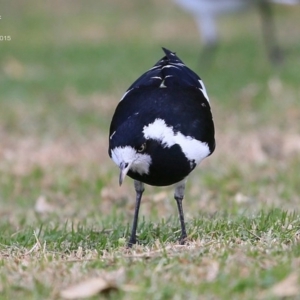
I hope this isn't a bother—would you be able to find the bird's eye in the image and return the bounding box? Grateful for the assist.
[137,143,146,153]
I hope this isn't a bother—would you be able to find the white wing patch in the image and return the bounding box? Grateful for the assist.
[120,88,133,102]
[143,118,210,164]
[198,79,210,103]
[162,65,179,70]
[110,131,116,140]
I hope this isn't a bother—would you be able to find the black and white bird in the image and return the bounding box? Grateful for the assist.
[108,48,215,246]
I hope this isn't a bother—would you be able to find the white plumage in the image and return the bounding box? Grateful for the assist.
[143,118,210,165]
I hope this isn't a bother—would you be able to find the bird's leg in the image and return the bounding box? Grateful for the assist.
[174,180,187,245]
[257,0,283,64]
[128,180,144,247]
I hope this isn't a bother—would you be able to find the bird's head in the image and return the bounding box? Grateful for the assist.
[109,119,152,186]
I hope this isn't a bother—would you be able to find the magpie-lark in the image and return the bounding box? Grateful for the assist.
[108,48,215,246]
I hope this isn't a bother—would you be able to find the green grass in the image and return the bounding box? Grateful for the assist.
[1,210,300,299]
[1,0,300,299]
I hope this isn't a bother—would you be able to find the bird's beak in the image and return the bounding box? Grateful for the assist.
[119,161,132,186]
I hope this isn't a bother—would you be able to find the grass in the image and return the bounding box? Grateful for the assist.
[1,0,300,299]
[1,210,300,299]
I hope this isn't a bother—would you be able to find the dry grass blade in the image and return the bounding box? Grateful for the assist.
[24,230,42,255]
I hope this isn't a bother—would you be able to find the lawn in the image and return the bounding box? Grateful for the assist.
[1,1,300,299]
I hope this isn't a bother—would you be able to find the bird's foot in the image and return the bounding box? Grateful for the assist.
[178,234,187,245]
[127,237,137,248]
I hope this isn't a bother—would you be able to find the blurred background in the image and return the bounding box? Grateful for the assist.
[0,0,300,226]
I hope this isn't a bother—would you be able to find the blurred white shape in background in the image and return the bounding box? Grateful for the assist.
[174,0,250,46]
[173,0,300,63]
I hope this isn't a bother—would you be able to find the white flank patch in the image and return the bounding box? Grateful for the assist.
[111,146,152,175]
[143,118,210,164]
[198,79,210,103]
